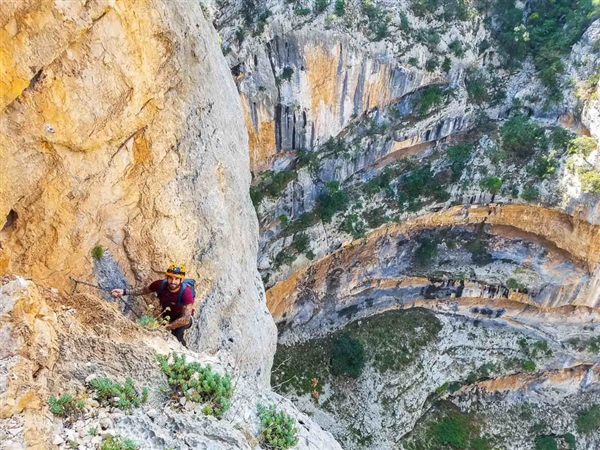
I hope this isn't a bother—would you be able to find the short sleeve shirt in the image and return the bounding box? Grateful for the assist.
[149,279,194,318]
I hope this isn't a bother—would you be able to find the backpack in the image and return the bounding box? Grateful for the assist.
[157,278,196,308]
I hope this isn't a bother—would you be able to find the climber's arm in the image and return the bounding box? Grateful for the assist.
[166,303,193,330]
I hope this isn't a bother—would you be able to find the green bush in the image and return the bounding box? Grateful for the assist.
[331,332,365,378]
[506,278,525,290]
[448,39,464,58]
[339,214,366,239]
[520,186,539,202]
[294,5,311,15]
[522,360,536,372]
[563,433,576,450]
[250,170,297,206]
[318,181,349,222]
[334,0,345,15]
[576,404,600,434]
[408,57,419,67]
[465,69,506,107]
[296,148,319,172]
[580,170,600,193]
[291,232,310,254]
[442,57,452,73]
[430,412,470,448]
[361,0,391,41]
[258,405,299,450]
[413,86,444,116]
[500,115,544,159]
[157,353,233,418]
[447,144,473,180]
[89,377,147,411]
[281,66,294,81]
[48,393,85,418]
[535,435,557,450]
[425,57,439,72]
[568,136,597,158]
[414,237,438,269]
[479,177,502,195]
[550,127,573,152]
[274,248,296,268]
[530,151,558,180]
[99,435,137,450]
[92,245,104,260]
[314,0,330,13]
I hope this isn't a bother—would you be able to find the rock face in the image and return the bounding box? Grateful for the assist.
[0,0,276,384]
[0,276,342,449]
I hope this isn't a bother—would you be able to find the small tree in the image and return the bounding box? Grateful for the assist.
[500,115,544,159]
[480,177,502,195]
[568,136,597,158]
[331,332,365,378]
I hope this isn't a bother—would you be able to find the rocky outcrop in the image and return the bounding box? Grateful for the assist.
[0,0,277,384]
[0,276,342,449]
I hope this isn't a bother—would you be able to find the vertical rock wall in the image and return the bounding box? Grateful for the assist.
[0,0,276,385]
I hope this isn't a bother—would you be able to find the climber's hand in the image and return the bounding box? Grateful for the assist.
[111,289,124,298]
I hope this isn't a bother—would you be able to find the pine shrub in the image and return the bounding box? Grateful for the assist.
[89,377,147,411]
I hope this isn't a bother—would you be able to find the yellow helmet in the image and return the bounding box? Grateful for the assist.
[165,264,186,279]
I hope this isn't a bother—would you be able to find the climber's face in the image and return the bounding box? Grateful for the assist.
[166,276,182,291]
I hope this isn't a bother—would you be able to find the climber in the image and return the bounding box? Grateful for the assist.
[111,264,195,346]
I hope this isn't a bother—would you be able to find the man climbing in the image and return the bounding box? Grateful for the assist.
[111,264,194,346]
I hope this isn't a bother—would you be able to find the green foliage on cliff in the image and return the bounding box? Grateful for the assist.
[479,177,502,195]
[334,0,346,15]
[318,181,349,222]
[92,245,104,260]
[272,309,442,396]
[250,170,297,206]
[339,214,366,239]
[99,435,137,450]
[414,237,438,269]
[580,170,600,193]
[157,353,233,418]
[89,377,147,411]
[331,332,365,378]
[534,436,557,450]
[576,404,600,433]
[361,0,391,40]
[568,135,597,158]
[48,393,85,418]
[413,86,445,116]
[447,144,473,180]
[258,405,299,450]
[465,69,506,107]
[500,115,545,159]
[404,401,491,450]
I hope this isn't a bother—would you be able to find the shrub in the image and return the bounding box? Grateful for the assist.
[442,57,452,73]
[479,177,502,195]
[314,0,330,13]
[258,405,299,450]
[291,232,310,254]
[157,353,233,418]
[506,278,525,290]
[500,115,544,159]
[568,136,597,158]
[563,433,576,450]
[530,152,558,180]
[448,39,464,58]
[331,332,365,378]
[318,181,349,222]
[520,186,539,202]
[413,86,444,116]
[576,404,600,434]
[281,66,294,81]
[447,144,473,180]
[294,5,311,15]
[334,0,345,15]
[430,412,470,448]
[408,57,419,67]
[339,214,366,239]
[522,360,536,372]
[89,377,147,411]
[296,148,319,172]
[535,436,557,450]
[550,127,573,152]
[274,248,296,268]
[465,69,506,107]
[425,56,439,72]
[279,215,289,227]
[48,393,85,418]
[414,237,437,269]
[361,0,391,41]
[580,170,600,193]
[99,435,137,450]
[92,245,104,260]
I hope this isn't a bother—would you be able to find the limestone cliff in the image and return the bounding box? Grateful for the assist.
[0,0,277,383]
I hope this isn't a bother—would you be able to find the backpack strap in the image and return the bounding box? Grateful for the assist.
[157,279,168,298]
[177,283,190,307]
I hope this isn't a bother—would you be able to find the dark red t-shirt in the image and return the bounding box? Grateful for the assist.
[149,279,194,319]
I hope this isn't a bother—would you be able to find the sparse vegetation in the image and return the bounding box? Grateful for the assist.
[92,245,104,260]
[580,170,600,193]
[500,115,545,159]
[568,135,597,158]
[479,177,502,195]
[318,181,349,222]
[89,377,147,411]
[413,86,445,116]
[99,435,137,450]
[361,0,391,41]
[250,170,297,206]
[331,332,365,378]
[576,404,600,434]
[48,393,85,418]
[258,405,299,450]
[414,237,438,269]
[157,353,233,418]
